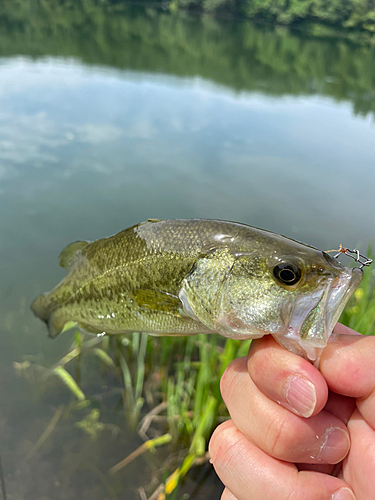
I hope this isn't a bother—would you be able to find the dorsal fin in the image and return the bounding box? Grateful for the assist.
[59,240,90,270]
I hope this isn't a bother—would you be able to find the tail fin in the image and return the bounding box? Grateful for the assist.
[31,294,67,338]
[30,293,51,322]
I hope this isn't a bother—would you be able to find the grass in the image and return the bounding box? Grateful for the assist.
[339,253,375,334]
[16,257,375,499]
[105,332,251,499]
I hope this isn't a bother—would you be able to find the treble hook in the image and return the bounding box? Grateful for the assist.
[325,244,373,269]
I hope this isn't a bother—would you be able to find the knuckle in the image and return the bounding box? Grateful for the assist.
[209,420,235,463]
[266,411,290,458]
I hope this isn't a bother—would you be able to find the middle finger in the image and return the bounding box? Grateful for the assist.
[220,357,350,464]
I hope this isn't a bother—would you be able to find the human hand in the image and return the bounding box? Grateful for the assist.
[209,323,375,500]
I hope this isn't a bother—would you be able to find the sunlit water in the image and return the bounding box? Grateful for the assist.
[1,4,375,499]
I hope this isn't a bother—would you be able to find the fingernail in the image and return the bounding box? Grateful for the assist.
[285,375,316,417]
[332,488,356,500]
[317,427,350,463]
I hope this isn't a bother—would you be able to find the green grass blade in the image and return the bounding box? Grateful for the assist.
[135,332,148,402]
[91,348,115,367]
[53,366,86,401]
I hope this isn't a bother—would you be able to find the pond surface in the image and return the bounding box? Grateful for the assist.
[1,2,375,499]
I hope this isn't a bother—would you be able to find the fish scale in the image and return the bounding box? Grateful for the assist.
[31,219,362,360]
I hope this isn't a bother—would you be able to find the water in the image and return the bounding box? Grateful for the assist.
[1,3,375,499]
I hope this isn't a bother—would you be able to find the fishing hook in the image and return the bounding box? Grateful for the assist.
[325,244,373,269]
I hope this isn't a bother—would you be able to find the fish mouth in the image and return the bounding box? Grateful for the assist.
[325,267,363,335]
[282,266,363,360]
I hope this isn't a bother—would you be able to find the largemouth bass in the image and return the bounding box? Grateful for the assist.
[31,219,362,360]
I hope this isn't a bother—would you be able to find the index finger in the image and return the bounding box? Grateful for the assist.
[248,335,328,418]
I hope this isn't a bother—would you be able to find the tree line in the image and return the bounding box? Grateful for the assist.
[0,0,374,116]
[177,0,375,34]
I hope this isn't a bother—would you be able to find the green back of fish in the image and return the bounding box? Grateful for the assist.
[31,219,321,338]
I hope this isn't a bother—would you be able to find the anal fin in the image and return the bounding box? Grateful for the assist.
[48,311,71,338]
[75,320,108,336]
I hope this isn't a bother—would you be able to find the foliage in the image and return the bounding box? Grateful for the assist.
[179,0,375,31]
[1,1,375,119]
[3,0,375,32]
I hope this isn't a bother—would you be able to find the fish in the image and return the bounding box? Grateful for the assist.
[31,219,363,360]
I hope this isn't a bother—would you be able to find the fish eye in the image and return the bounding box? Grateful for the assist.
[273,262,302,286]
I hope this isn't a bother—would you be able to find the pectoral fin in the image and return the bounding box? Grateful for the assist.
[131,289,182,315]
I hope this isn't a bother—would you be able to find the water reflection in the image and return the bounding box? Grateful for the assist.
[1,57,374,268]
[1,3,375,116]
